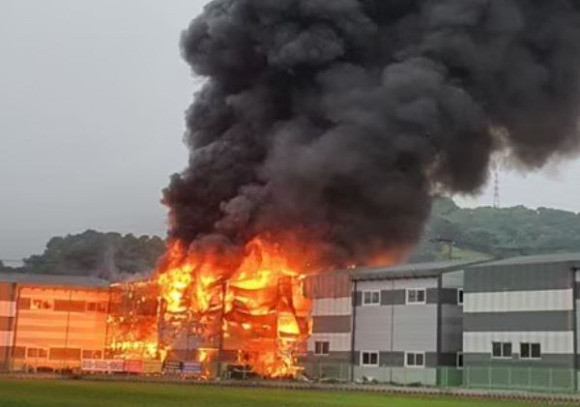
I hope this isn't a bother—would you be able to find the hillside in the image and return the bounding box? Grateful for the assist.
[411,198,580,262]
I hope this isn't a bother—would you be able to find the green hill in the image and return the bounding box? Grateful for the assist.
[411,198,580,262]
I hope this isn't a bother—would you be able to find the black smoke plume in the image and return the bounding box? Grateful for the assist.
[163,0,580,266]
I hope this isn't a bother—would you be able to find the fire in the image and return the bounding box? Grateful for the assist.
[156,236,312,378]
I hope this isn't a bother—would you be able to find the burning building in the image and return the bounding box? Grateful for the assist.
[147,0,580,379]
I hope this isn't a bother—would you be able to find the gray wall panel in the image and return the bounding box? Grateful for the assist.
[464,311,574,332]
[464,353,575,369]
[465,263,573,293]
[392,305,437,352]
[380,290,405,305]
[441,305,463,353]
[354,306,392,351]
[312,316,352,334]
[442,270,464,289]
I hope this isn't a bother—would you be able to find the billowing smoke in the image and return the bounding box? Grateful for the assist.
[163,0,580,267]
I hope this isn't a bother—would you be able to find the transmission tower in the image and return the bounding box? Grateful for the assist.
[493,167,500,209]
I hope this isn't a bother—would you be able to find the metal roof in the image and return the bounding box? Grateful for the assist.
[350,259,484,281]
[0,272,110,288]
[469,252,580,268]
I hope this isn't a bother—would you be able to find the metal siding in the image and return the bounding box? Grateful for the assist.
[394,278,438,290]
[463,353,575,368]
[312,316,351,333]
[0,284,15,302]
[576,300,580,351]
[312,297,351,316]
[441,305,463,353]
[463,332,574,354]
[465,263,572,293]
[354,306,392,351]
[0,301,16,318]
[380,290,405,306]
[464,311,574,332]
[307,333,351,353]
[392,305,437,352]
[442,270,464,289]
[464,289,573,313]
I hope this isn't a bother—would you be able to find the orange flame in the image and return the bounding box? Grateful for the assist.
[156,236,312,378]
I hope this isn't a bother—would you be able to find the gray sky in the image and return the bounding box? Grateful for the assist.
[1,0,580,262]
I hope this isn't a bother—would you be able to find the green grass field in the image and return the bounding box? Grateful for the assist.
[0,379,562,407]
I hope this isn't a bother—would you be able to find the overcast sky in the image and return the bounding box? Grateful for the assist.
[1,0,580,262]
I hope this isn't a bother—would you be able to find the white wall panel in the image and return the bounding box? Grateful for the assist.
[463,331,574,354]
[307,333,351,352]
[0,301,16,318]
[464,290,573,313]
[312,297,351,316]
[0,330,14,347]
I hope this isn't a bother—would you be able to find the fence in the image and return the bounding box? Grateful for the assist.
[302,361,352,382]
[438,367,578,394]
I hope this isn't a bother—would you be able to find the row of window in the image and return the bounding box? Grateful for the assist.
[21,347,103,360]
[360,351,431,368]
[18,298,108,313]
[492,342,542,360]
[361,288,464,306]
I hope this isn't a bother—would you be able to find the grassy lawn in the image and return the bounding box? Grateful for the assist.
[0,379,559,407]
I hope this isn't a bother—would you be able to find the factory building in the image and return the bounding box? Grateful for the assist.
[350,260,473,385]
[462,253,580,392]
[0,273,109,372]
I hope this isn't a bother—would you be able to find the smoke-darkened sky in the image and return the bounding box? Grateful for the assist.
[1,0,580,261]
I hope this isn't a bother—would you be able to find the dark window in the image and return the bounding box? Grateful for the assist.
[361,351,379,366]
[87,302,97,312]
[406,352,425,367]
[314,341,330,356]
[12,347,25,358]
[457,289,464,305]
[82,350,103,359]
[520,343,541,359]
[457,353,464,369]
[492,342,512,358]
[407,289,426,304]
[362,291,380,306]
[27,348,48,358]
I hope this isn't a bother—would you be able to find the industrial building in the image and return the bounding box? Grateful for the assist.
[351,260,472,385]
[462,253,580,392]
[1,252,580,393]
[0,273,109,372]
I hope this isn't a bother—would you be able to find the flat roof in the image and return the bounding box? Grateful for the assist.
[469,252,580,268]
[0,272,110,288]
[351,259,483,281]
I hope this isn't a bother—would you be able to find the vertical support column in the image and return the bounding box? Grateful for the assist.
[349,279,357,383]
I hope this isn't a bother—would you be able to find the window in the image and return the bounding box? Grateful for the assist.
[87,302,97,312]
[456,352,464,369]
[362,290,380,306]
[17,297,31,310]
[405,352,425,368]
[27,348,48,358]
[492,342,513,359]
[31,299,52,310]
[520,343,541,360]
[361,351,379,367]
[82,350,103,360]
[314,341,330,356]
[406,289,426,305]
[457,289,464,306]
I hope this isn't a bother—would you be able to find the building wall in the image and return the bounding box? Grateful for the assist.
[303,272,353,379]
[353,277,439,385]
[12,285,109,371]
[0,283,16,370]
[464,262,576,370]
[441,270,464,366]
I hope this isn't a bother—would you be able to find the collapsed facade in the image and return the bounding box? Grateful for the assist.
[1,252,579,393]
